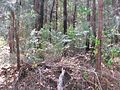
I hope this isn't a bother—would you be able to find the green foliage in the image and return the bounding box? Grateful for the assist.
[40,27,50,41]
[102,24,120,65]
[104,0,112,5]
[82,71,88,80]
[67,26,76,39]
[78,5,91,14]
[95,39,100,46]
[103,46,120,65]
[67,25,89,48]
[107,58,113,65]
[110,47,120,58]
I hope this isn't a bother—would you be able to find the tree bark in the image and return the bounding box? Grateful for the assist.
[33,0,40,14]
[87,0,91,22]
[8,7,16,53]
[11,10,15,53]
[73,0,77,29]
[49,0,55,43]
[34,0,44,31]
[55,0,58,31]
[34,0,45,48]
[96,0,103,73]
[86,0,91,52]
[15,0,21,70]
[92,0,96,38]
[63,0,68,56]
[112,0,119,43]
[39,0,44,29]
[91,0,96,48]
[44,1,48,23]
[63,0,67,35]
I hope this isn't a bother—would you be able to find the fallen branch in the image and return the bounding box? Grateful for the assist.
[57,68,65,90]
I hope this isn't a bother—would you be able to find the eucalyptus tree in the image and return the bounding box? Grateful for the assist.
[96,0,103,73]
[15,0,21,70]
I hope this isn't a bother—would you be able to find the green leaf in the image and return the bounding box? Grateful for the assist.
[107,58,113,65]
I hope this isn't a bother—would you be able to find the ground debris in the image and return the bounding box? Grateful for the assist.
[0,54,120,90]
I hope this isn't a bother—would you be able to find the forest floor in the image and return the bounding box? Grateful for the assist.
[0,38,10,69]
[0,39,120,90]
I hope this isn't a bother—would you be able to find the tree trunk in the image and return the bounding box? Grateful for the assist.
[73,0,77,29]
[55,0,58,31]
[34,0,40,30]
[87,0,91,22]
[91,0,96,49]
[92,0,96,38]
[11,10,15,53]
[44,1,48,23]
[33,0,40,14]
[8,27,13,53]
[15,0,21,70]
[63,0,68,56]
[34,0,44,48]
[63,0,67,35]
[112,0,119,43]
[96,0,103,73]
[86,0,91,52]
[39,0,44,30]
[34,0,44,31]
[49,0,55,43]
[8,9,15,53]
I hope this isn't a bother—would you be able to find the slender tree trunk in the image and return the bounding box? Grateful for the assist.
[86,0,91,52]
[49,0,55,43]
[73,0,77,29]
[39,0,44,29]
[55,0,58,31]
[34,0,44,31]
[34,0,44,48]
[15,27,20,70]
[11,10,15,53]
[117,0,120,33]
[96,0,103,73]
[8,27,13,53]
[33,0,40,14]
[92,0,96,38]
[111,0,115,43]
[87,0,91,22]
[15,0,21,70]
[34,0,40,30]
[63,0,68,57]
[9,10,15,53]
[91,0,97,49]
[63,0,67,35]
[44,1,48,23]
[112,0,119,43]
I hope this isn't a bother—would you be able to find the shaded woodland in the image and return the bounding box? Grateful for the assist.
[0,0,120,90]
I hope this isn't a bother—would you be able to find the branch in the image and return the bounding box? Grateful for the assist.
[57,68,65,90]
